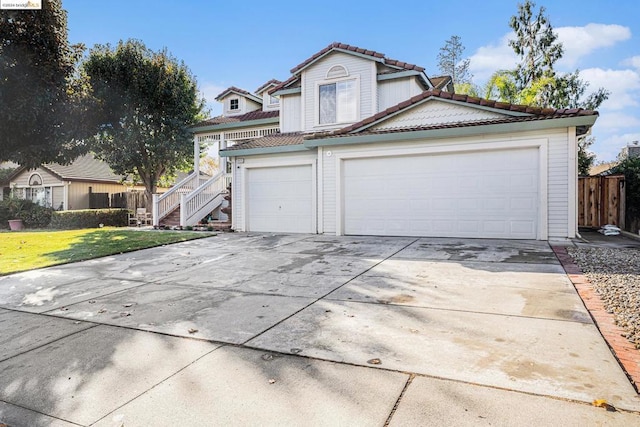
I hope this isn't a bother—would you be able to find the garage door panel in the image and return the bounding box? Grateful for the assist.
[343,148,539,239]
[247,165,313,233]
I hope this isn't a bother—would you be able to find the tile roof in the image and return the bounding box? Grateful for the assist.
[289,42,425,74]
[222,132,304,151]
[255,79,282,94]
[269,74,301,94]
[270,42,425,94]
[430,75,452,90]
[330,89,598,135]
[192,110,280,128]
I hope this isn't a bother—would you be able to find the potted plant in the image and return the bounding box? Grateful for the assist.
[4,195,26,231]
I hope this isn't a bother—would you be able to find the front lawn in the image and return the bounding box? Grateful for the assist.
[0,228,215,275]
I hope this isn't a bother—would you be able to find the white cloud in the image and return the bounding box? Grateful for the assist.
[592,131,640,161]
[468,24,631,84]
[580,68,640,110]
[555,24,631,69]
[622,56,640,69]
[468,34,517,82]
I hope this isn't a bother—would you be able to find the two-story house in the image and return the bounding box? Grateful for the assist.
[157,42,598,240]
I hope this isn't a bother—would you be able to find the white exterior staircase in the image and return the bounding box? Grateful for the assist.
[153,171,228,227]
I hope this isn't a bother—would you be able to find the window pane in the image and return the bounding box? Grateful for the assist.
[319,83,336,124]
[336,80,356,123]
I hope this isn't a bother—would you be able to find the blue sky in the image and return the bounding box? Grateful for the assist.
[64,0,640,162]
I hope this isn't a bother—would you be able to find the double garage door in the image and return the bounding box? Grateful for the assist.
[245,148,539,239]
[343,148,539,239]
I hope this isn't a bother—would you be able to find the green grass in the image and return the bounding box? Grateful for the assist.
[0,227,215,275]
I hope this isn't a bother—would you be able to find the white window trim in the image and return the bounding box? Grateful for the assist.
[314,75,360,128]
[325,64,349,79]
[225,97,242,115]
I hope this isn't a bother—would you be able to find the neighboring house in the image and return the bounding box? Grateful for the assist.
[159,42,598,240]
[6,154,135,210]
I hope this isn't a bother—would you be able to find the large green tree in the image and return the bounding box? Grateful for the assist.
[83,40,204,205]
[507,0,609,110]
[0,0,88,167]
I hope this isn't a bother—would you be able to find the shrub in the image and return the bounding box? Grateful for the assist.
[49,209,129,229]
[0,198,53,229]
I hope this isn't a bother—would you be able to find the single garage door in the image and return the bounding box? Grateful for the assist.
[246,165,314,233]
[343,148,539,239]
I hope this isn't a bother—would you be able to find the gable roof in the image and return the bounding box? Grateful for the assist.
[270,42,433,95]
[214,86,262,103]
[9,154,124,184]
[191,110,280,130]
[329,90,598,136]
[255,79,282,95]
[290,42,425,74]
[220,90,598,156]
[430,75,453,90]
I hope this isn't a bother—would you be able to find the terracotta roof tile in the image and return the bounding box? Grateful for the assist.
[214,86,253,101]
[269,75,301,94]
[326,89,598,136]
[255,79,282,94]
[221,132,304,151]
[191,110,279,128]
[430,75,452,90]
[288,42,425,75]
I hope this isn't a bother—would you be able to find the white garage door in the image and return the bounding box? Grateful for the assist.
[246,165,314,233]
[343,148,539,239]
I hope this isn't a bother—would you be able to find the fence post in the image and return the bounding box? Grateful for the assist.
[152,194,159,226]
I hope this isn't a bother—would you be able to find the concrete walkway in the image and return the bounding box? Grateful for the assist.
[0,233,638,426]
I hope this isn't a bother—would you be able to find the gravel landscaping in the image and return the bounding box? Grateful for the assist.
[568,247,640,349]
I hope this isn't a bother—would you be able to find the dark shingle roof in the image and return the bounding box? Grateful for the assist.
[222,132,304,151]
[192,110,280,128]
[13,154,125,183]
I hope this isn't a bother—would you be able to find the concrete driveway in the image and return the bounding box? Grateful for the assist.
[0,233,638,426]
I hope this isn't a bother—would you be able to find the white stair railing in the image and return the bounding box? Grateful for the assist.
[180,172,226,226]
[153,173,200,225]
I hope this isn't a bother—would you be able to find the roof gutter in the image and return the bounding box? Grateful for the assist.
[220,144,310,157]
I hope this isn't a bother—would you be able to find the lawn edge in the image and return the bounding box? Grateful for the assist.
[551,245,640,394]
[0,230,216,277]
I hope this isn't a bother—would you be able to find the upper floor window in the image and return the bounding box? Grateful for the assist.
[229,99,239,110]
[269,94,279,105]
[319,79,356,125]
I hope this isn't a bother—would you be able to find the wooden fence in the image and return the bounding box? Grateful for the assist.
[111,191,147,211]
[578,175,625,228]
